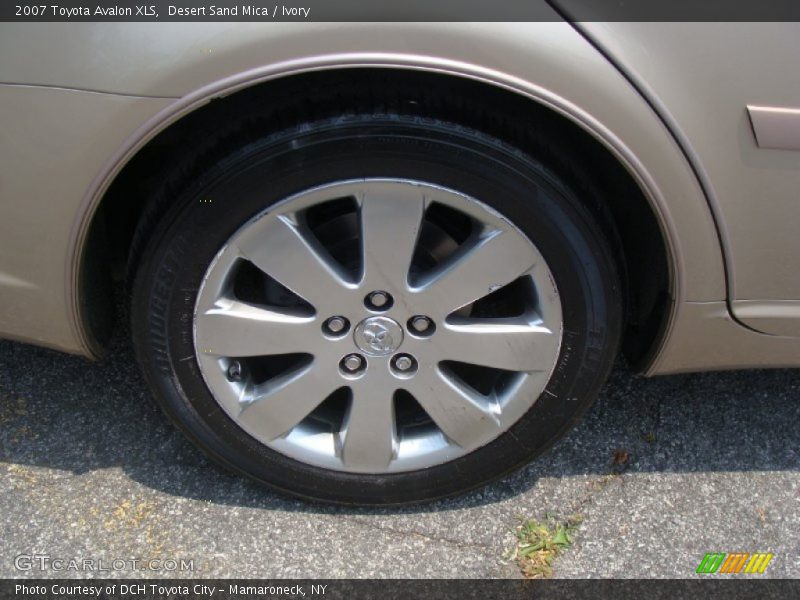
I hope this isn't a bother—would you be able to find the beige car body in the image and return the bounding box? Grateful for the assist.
[1,20,799,374]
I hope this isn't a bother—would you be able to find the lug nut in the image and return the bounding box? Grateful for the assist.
[410,316,433,334]
[392,354,417,375]
[324,316,348,335]
[370,291,389,307]
[395,356,414,371]
[227,360,243,382]
[365,290,392,310]
[341,353,365,373]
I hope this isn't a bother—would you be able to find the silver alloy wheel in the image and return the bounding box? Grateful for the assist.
[194,179,562,473]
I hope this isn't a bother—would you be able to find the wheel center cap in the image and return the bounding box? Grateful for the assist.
[354,316,404,356]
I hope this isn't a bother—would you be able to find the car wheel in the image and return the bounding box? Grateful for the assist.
[131,114,621,504]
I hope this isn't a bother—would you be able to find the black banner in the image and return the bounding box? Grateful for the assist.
[3,0,800,22]
[1,580,799,600]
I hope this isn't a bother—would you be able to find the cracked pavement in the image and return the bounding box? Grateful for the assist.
[1,332,799,578]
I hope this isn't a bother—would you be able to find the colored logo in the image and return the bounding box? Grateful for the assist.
[696,552,774,574]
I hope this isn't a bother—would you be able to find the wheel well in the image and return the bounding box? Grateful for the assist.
[85,68,671,368]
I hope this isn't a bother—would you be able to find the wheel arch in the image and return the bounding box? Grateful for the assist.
[74,59,679,370]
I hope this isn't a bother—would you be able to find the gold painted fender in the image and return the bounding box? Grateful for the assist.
[0,21,729,372]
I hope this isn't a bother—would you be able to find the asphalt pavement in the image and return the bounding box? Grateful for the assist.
[1,330,799,579]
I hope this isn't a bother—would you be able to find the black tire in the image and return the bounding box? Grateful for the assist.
[131,114,622,505]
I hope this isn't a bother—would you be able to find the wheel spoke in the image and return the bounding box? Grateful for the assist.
[340,384,396,471]
[238,362,328,440]
[438,320,558,372]
[413,229,535,316]
[196,300,316,357]
[237,214,355,310]
[405,369,501,448]
[359,183,426,291]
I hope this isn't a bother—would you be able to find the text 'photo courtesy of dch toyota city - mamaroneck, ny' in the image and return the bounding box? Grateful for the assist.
[1,1,800,597]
